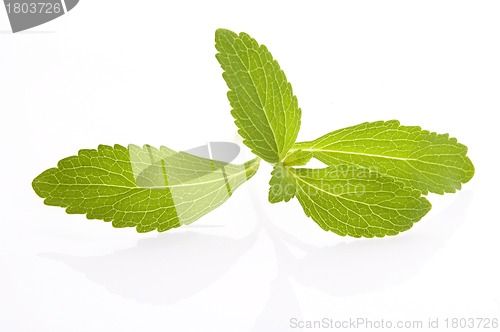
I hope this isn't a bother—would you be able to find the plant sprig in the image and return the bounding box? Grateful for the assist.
[32,29,474,238]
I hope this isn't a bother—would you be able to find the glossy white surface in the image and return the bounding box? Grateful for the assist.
[1,1,499,331]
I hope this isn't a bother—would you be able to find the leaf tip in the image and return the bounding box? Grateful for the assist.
[215,28,237,45]
[463,156,475,184]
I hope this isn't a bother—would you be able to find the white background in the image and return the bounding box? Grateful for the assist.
[1,1,499,331]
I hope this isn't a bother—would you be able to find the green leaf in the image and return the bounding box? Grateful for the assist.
[291,165,432,238]
[268,163,297,203]
[32,144,259,233]
[215,28,301,163]
[293,120,474,194]
[282,149,313,167]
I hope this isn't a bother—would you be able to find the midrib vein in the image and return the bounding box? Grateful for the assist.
[292,172,401,211]
[47,160,257,190]
[301,148,414,161]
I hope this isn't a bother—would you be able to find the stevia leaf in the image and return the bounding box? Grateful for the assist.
[293,120,475,194]
[215,28,301,163]
[291,165,432,238]
[268,163,297,203]
[32,144,259,233]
